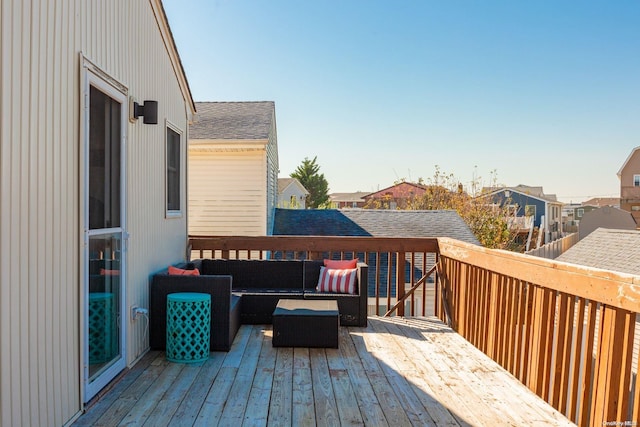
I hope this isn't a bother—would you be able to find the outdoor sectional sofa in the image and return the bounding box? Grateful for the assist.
[149,259,368,352]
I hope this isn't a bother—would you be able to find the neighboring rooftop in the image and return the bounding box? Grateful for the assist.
[191,101,275,140]
[482,184,559,203]
[364,182,428,199]
[329,192,370,202]
[580,197,620,207]
[278,177,308,194]
[273,209,480,245]
[556,228,640,275]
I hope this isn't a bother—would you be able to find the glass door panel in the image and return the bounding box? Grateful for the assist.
[88,233,122,381]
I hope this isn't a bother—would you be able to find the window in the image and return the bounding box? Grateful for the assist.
[166,126,181,215]
[577,208,584,218]
[634,175,640,187]
[632,205,640,212]
[525,205,536,217]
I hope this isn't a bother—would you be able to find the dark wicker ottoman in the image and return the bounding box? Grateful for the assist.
[272,299,339,348]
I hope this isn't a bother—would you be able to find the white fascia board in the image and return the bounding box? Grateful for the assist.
[188,138,268,152]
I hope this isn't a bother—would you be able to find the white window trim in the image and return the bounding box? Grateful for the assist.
[165,120,184,218]
[634,174,640,187]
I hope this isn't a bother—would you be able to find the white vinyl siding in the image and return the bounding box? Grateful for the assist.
[265,117,279,233]
[0,1,193,424]
[189,150,268,236]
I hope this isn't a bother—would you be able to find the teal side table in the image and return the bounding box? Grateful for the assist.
[166,292,211,363]
[88,292,116,364]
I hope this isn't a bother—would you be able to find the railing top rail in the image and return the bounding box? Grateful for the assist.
[189,235,439,253]
[437,237,640,313]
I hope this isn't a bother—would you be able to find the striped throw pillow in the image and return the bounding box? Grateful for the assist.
[316,266,357,294]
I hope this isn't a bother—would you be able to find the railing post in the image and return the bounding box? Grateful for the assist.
[396,251,405,317]
[528,286,554,398]
[590,306,635,426]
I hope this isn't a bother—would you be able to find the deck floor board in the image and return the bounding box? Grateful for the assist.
[74,317,574,426]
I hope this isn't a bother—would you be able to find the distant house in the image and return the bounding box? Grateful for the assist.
[481,185,564,243]
[618,146,640,223]
[329,192,369,209]
[565,197,620,230]
[574,198,619,221]
[189,101,278,236]
[278,178,309,209]
[578,206,637,240]
[363,182,428,209]
[0,1,196,423]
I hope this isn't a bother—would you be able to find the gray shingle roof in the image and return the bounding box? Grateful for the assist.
[556,228,640,275]
[191,101,275,140]
[278,178,296,193]
[273,209,480,244]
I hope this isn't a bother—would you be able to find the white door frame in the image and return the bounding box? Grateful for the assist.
[81,65,128,402]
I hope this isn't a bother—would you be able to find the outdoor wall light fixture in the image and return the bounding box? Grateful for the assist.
[133,100,158,124]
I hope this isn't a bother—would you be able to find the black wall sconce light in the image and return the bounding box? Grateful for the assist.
[132,99,158,124]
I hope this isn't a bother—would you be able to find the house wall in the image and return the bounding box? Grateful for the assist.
[620,149,640,223]
[495,192,546,228]
[265,114,279,233]
[0,1,192,425]
[189,149,268,236]
[278,184,307,209]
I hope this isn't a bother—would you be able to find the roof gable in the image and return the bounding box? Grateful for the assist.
[481,185,561,204]
[278,178,308,195]
[617,146,640,177]
[154,1,195,119]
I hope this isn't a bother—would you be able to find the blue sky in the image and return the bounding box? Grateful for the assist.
[164,1,640,202]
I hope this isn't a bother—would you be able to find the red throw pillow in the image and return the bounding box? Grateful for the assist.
[100,268,120,276]
[168,265,200,276]
[323,258,358,269]
[316,266,357,294]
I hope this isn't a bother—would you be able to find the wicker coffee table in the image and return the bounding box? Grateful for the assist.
[272,299,339,348]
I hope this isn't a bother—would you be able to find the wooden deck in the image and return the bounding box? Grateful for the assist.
[73,317,573,426]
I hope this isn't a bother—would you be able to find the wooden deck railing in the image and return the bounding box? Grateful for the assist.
[188,235,439,317]
[437,237,640,427]
[189,234,640,426]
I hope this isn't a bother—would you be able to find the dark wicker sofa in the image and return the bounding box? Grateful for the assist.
[149,259,367,352]
[195,259,368,327]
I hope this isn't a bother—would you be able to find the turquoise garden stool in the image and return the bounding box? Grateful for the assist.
[166,292,211,363]
[88,292,117,364]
